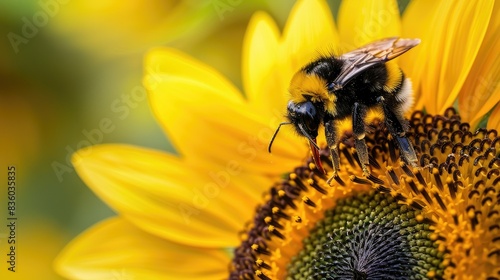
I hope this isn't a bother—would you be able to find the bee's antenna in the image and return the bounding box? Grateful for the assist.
[268,122,292,153]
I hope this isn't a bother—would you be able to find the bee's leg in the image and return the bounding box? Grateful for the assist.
[325,118,341,185]
[352,102,370,176]
[378,97,418,167]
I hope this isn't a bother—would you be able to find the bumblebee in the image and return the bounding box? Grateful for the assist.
[269,37,420,182]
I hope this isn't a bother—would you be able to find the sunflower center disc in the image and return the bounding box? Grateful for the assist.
[286,191,444,279]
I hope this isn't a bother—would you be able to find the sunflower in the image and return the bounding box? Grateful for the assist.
[55,0,499,279]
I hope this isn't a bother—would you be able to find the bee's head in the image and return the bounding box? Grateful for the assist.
[268,100,323,156]
[286,100,322,139]
[285,100,325,173]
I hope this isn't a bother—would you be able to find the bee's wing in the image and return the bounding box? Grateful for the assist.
[331,37,420,90]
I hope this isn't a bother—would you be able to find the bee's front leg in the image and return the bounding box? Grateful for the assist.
[353,102,370,176]
[325,118,341,185]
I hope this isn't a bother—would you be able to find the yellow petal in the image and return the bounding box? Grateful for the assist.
[487,102,500,131]
[55,217,229,280]
[402,0,494,114]
[338,0,401,50]
[458,1,500,127]
[399,0,442,109]
[243,12,284,118]
[144,47,243,107]
[146,54,307,176]
[72,144,262,248]
[282,0,339,80]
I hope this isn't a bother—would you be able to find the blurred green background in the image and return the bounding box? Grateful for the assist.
[0,1,408,279]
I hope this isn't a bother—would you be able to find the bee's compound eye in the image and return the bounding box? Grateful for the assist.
[296,101,317,118]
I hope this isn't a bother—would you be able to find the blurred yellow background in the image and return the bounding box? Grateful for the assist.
[0,1,409,279]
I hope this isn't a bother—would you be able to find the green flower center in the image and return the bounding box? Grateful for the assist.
[287,191,444,279]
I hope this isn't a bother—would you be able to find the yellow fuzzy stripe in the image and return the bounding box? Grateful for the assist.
[289,71,336,114]
[384,61,403,93]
